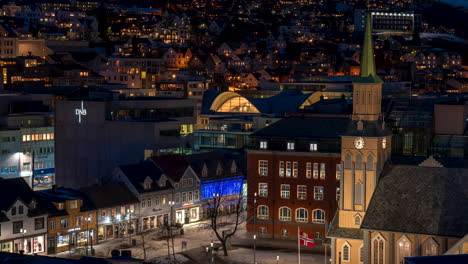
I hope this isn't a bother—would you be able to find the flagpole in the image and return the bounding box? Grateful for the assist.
[324,219,327,264]
[298,226,301,264]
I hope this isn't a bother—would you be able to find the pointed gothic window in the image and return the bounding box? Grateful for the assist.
[354,182,363,205]
[345,153,352,169]
[372,234,385,264]
[356,154,363,170]
[397,236,411,264]
[367,154,375,171]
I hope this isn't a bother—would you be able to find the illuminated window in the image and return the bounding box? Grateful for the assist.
[280,184,290,199]
[296,208,308,222]
[297,185,307,200]
[258,183,268,197]
[258,160,268,176]
[422,238,438,256]
[314,186,324,200]
[310,143,317,151]
[313,163,319,179]
[312,209,325,224]
[257,205,269,219]
[320,163,326,179]
[293,162,298,177]
[279,161,284,177]
[259,140,267,149]
[279,207,291,221]
[306,162,312,178]
[397,236,410,264]
[372,234,386,264]
[286,161,291,177]
[287,142,295,151]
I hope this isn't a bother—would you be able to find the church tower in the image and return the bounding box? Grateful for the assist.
[329,15,392,264]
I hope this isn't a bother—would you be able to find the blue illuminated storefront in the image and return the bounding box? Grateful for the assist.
[201,176,247,215]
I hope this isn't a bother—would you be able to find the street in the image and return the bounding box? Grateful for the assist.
[56,219,327,264]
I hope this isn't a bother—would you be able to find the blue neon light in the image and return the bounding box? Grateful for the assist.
[201,176,245,200]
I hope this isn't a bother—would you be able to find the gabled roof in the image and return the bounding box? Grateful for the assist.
[0,178,34,212]
[361,157,468,238]
[118,160,172,193]
[150,155,190,182]
[80,183,139,209]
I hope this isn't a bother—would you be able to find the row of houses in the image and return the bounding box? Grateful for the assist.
[0,151,245,254]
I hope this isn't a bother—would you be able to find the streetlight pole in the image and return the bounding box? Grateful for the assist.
[253,192,257,264]
[276,255,280,264]
[86,218,89,256]
[210,240,214,264]
[20,228,27,253]
[169,201,175,261]
[88,216,93,256]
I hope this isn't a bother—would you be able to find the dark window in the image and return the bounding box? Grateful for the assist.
[11,206,16,216]
[18,205,24,214]
[35,217,45,230]
[12,221,23,234]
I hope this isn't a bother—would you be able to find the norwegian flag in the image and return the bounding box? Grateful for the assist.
[299,231,315,247]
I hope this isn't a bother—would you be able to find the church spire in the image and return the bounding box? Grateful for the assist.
[354,14,383,84]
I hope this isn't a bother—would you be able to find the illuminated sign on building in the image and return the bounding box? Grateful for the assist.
[75,101,87,123]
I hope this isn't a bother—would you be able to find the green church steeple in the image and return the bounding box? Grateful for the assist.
[354,14,383,84]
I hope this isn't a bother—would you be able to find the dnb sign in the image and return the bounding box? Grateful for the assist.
[75,101,87,123]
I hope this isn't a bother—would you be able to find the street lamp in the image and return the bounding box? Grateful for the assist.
[253,192,257,264]
[210,240,214,264]
[277,255,280,264]
[86,216,93,256]
[20,228,27,253]
[168,201,176,261]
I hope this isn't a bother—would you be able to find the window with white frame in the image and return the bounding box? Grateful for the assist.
[287,142,295,151]
[293,162,298,177]
[372,234,386,264]
[355,215,361,226]
[259,160,268,176]
[422,238,438,256]
[281,184,290,199]
[182,192,187,202]
[260,140,267,149]
[397,236,410,264]
[281,228,289,236]
[320,163,326,179]
[257,205,269,219]
[295,208,308,222]
[258,183,268,197]
[312,209,325,223]
[314,186,324,200]
[279,161,285,177]
[336,164,342,180]
[194,191,199,201]
[279,207,291,221]
[310,143,317,151]
[313,163,319,179]
[286,161,291,177]
[259,227,267,235]
[306,162,312,178]
[297,185,307,200]
[342,243,350,262]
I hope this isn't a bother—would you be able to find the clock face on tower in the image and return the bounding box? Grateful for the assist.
[354,137,365,149]
[382,138,387,149]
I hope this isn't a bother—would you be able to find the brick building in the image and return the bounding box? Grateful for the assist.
[246,116,348,242]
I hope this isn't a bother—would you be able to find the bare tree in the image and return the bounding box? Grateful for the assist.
[203,180,245,256]
[140,233,147,261]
